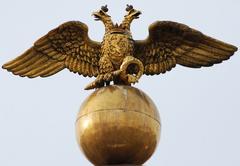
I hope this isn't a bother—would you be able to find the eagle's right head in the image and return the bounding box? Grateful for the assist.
[92,5,114,31]
[92,5,110,21]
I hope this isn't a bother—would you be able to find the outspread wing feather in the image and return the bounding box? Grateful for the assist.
[134,21,238,75]
[2,21,101,78]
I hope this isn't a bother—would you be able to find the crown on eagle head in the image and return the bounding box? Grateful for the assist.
[92,5,142,33]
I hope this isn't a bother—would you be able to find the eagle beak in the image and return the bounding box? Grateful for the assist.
[92,10,111,21]
[131,10,142,19]
[92,12,101,21]
[126,9,142,19]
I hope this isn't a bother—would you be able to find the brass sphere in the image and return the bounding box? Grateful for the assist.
[76,85,161,165]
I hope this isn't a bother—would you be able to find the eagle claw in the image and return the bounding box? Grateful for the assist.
[84,56,144,90]
[84,71,121,90]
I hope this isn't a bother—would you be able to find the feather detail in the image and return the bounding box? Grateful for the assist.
[134,21,237,75]
[3,21,101,78]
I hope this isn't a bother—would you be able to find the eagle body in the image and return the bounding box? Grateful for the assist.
[99,28,135,81]
[101,31,134,70]
[2,5,238,90]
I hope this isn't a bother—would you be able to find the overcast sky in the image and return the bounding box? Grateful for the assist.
[0,0,239,166]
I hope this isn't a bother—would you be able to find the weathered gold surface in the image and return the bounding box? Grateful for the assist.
[2,5,238,90]
[76,85,160,165]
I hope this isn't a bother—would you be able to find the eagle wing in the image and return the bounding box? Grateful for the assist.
[134,21,238,75]
[2,21,101,78]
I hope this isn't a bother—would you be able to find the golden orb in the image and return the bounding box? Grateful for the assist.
[76,85,161,165]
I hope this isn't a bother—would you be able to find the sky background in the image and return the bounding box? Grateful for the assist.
[0,0,239,166]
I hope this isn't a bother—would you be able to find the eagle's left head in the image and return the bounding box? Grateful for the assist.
[92,5,141,32]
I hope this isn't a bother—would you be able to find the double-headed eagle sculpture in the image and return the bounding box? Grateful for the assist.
[3,5,238,90]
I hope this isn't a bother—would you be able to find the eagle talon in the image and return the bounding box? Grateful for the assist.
[112,70,122,77]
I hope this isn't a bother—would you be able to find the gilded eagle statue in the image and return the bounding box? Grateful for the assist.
[2,5,238,90]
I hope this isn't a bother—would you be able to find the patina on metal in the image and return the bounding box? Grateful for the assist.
[2,5,237,90]
[76,85,160,165]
